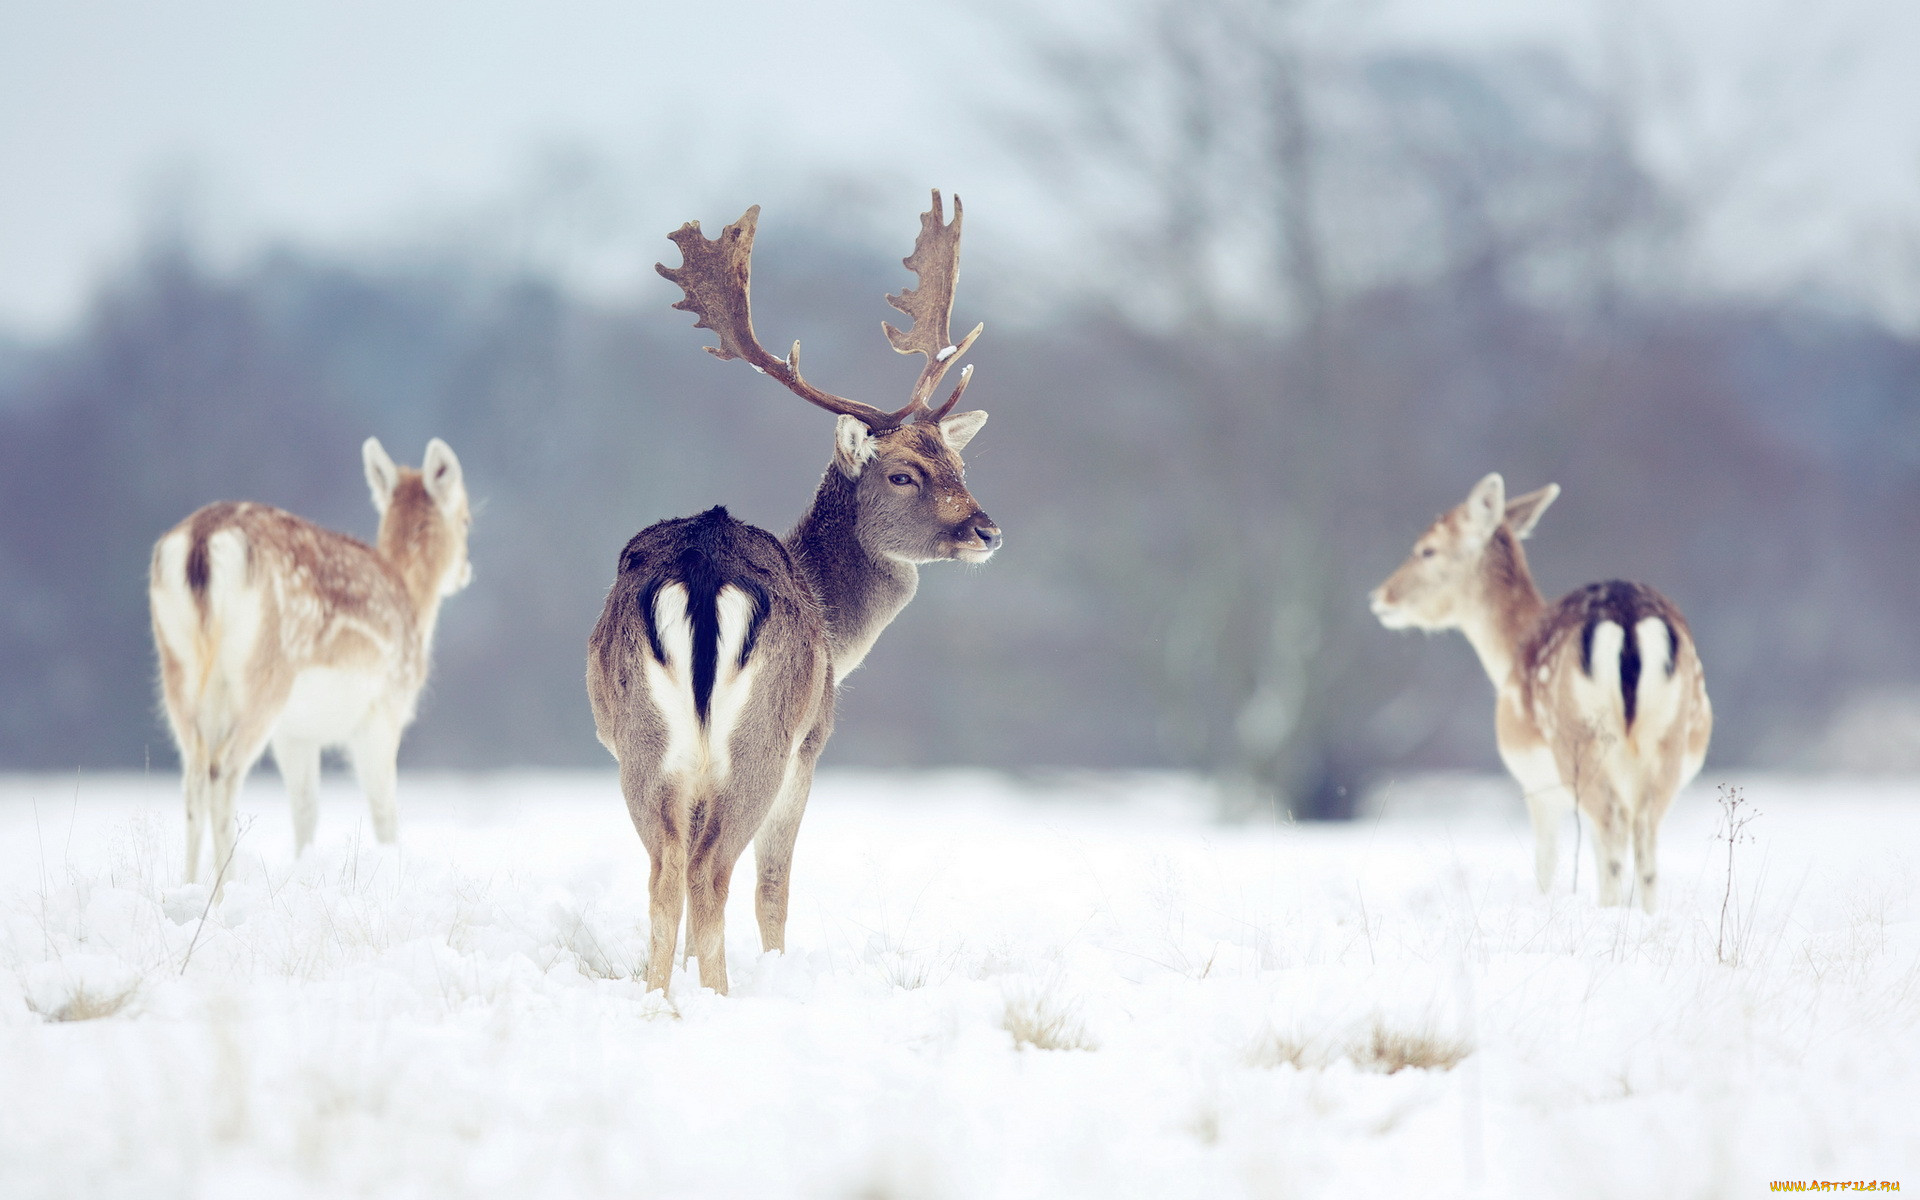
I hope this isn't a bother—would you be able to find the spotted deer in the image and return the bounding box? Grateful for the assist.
[587,192,1001,995]
[1369,474,1712,910]
[149,438,472,890]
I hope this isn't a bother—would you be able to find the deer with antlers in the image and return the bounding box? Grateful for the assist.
[150,439,473,893]
[587,192,1000,994]
[1369,474,1712,911]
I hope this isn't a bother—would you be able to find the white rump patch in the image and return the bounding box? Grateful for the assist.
[204,529,262,696]
[641,583,761,787]
[150,524,268,748]
[1635,617,1672,677]
[707,586,760,770]
[149,531,200,667]
[1575,620,1626,729]
[1630,618,1682,741]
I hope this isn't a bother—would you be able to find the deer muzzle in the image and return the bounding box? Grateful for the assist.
[1369,585,1408,628]
[957,512,1001,561]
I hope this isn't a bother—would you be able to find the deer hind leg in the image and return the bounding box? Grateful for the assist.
[206,709,277,899]
[154,652,211,883]
[273,734,322,854]
[645,830,689,995]
[1632,755,1685,914]
[167,686,212,882]
[1630,797,1660,913]
[181,752,212,885]
[1572,769,1632,907]
[685,822,736,996]
[350,724,402,844]
[1524,784,1573,893]
[1591,797,1632,907]
[624,767,692,995]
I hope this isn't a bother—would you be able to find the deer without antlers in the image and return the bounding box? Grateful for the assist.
[1370,474,1712,911]
[588,191,1001,995]
[150,439,473,892]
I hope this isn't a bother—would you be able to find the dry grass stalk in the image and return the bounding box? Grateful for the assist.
[1245,1028,1320,1069]
[1002,987,1097,1051]
[28,982,140,1023]
[1715,784,1762,966]
[1351,1021,1472,1073]
[1247,1020,1472,1073]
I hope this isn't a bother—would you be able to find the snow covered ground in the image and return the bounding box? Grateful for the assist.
[1,768,1914,1198]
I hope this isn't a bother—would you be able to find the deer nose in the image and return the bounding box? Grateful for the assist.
[973,519,1001,550]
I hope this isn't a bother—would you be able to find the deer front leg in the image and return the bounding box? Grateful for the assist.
[273,735,322,854]
[753,746,819,953]
[350,725,402,844]
[1500,728,1566,895]
[1524,785,1573,893]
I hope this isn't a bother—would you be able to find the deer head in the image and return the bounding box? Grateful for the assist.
[364,437,474,600]
[1370,473,1559,631]
[657,191,1000,563]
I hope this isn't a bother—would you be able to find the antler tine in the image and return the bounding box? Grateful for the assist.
[657,207,912,430]
[883,190,985,419]
[927,364,974,422]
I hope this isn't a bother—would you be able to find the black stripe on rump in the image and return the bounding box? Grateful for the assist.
[182,501,244,620]
[634,508,770,726]
[1576,581,1652,730]
[185,537,211,597]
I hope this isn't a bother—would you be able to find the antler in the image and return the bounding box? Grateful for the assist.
[884,190,985,421]
[656,206,921,431]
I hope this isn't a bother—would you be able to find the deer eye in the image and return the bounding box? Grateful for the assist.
[888,473,915,487]
[1420,547,1436,559]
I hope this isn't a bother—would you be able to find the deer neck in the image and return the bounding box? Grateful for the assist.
[1456,528,1547,688]
[786,465,918,681]
[377,530,450,657]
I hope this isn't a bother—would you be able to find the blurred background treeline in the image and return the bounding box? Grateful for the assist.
[3,0,1919,815]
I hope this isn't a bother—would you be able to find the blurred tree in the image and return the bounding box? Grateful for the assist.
[2,59,1918,788]
[1004,0,1709,816]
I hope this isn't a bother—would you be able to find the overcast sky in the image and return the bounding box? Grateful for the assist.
[4,0,1918,336]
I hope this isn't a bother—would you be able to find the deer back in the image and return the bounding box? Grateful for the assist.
[149,439,471,732]
[153,502,419,686]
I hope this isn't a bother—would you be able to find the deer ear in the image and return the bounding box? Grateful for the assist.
[1504,483,1560,540]
[939,409,988,453]
[834,414,877,479]
[1462,472,1506,541]
[422,438,465,512]
[363,437,399,515]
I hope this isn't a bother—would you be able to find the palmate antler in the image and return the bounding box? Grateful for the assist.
[885,191,985,421]
[656,191,982,431]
